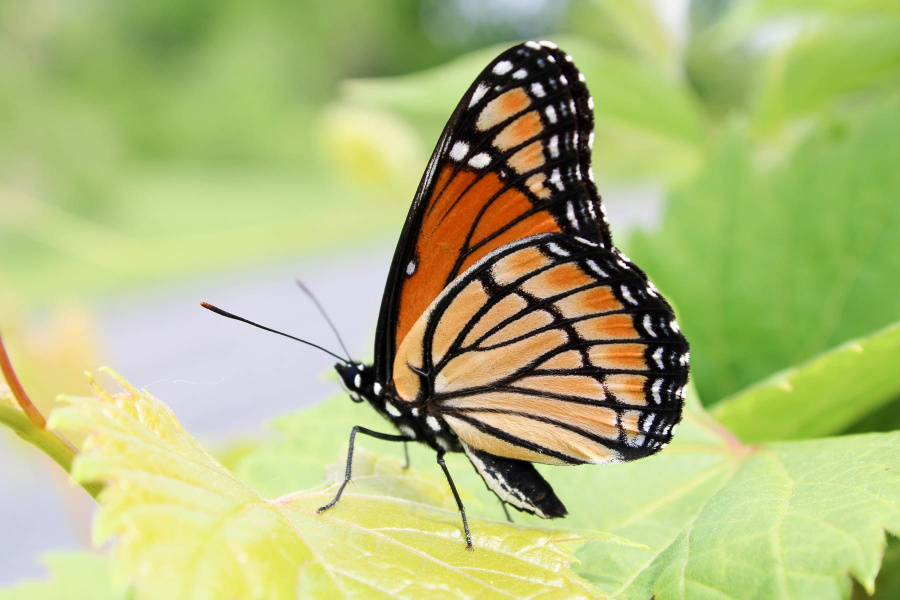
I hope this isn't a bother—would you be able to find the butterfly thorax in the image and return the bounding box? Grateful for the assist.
[334,362,462,454]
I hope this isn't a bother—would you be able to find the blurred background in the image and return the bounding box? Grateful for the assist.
[2,0,899,590]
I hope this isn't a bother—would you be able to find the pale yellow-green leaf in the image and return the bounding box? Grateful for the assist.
[48,369,607,600]
[0,552,121,600]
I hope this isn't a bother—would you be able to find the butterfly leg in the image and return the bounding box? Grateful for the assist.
[401,441,411,470]
[500,501,514,523]
[318,426,408,514]
[436,449,473,550]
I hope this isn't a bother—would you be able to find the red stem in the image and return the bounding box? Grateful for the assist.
[0,329,47,428]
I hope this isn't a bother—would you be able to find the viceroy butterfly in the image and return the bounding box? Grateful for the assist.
[204,40,689,550]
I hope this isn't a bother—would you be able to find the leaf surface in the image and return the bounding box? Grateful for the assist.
[713,321,900,442]
[48,371,604,600]
[0,553,120,600]
[626,103,900,403]
[546,394,900,599]
[237,389,900,600]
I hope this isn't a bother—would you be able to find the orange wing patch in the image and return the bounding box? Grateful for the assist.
[463,294,528,347]
[491,246,551,286]
[513,375,606,399]
[508,141,545,174]
[436,328,567,393]
[448,411,621,464]
[520,263,593,299]
[443,392,619,440]
[481,310,554,346]
[536,350,583,370]
[493,111,544,152]
[397,167,562,346]
[476,88,531,131]
[432,280,489,363]
[588,343,648,371]
[554,286,622,318]
[573,314,639,340]
[605,374,649,406]
[442,415,572,466]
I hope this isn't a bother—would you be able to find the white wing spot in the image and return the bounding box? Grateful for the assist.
[406,259,417,276]
[569,99,576,114]
[525,40,541,50]
[586,259,608,277]
[653,347,665,369]
[550,168,564,190]
[670,319,681,333]
[531,82,546,98]
[621,285,638,305]
[540,40,558,49]
[651,379,663,404]
[587,96,595,110]
[468,153,491,168]
[427,416,441,432]
[588,167,595,181]
[564,53,573,62]
[411,407,419,417]
[399,425,416,439]
[643,414,656,432]
[548,135,559,158]
[385,401,401,417]
[469,83,489,108]
[578,72,585,82]
[547,54,556,63]
[513,68,528,79]
[643,314,657,338]
[559,74,568,85]
[354,374,362,388]
[545,105,557,123]
[588,131,595,149]
[373,383,383,395]
[493,60,513,75]
[647,281,660,297]
[449,141,469,161]
[566,201,579,229]
[546,243,569,257]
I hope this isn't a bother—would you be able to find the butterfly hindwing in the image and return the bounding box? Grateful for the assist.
[374,41,607,383]
[392,233,689,465]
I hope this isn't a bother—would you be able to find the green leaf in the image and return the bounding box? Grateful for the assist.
[48,370,605,600]
[569,0,674,66]
[340,36,707,182]
[0,552,122,600]
[550,394,900,599]
[236,389,900,600]
[712,321,900,442]
[754,15,900,133]
[625,102,900,403]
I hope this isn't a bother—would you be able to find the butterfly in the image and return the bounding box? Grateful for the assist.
[204,40,689,550]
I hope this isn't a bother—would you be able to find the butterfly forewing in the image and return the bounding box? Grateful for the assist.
[374,41,608,384]
[393,233,688,466]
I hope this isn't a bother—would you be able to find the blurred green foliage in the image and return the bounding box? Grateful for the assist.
[3,0,900,597]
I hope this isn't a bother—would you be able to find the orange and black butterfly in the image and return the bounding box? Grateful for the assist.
[205,41,689,549]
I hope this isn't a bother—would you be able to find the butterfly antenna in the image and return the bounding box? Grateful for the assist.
[200,302,349,364]
[294,278,352,362]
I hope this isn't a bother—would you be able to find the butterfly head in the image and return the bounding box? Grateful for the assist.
[335,361,376,403]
